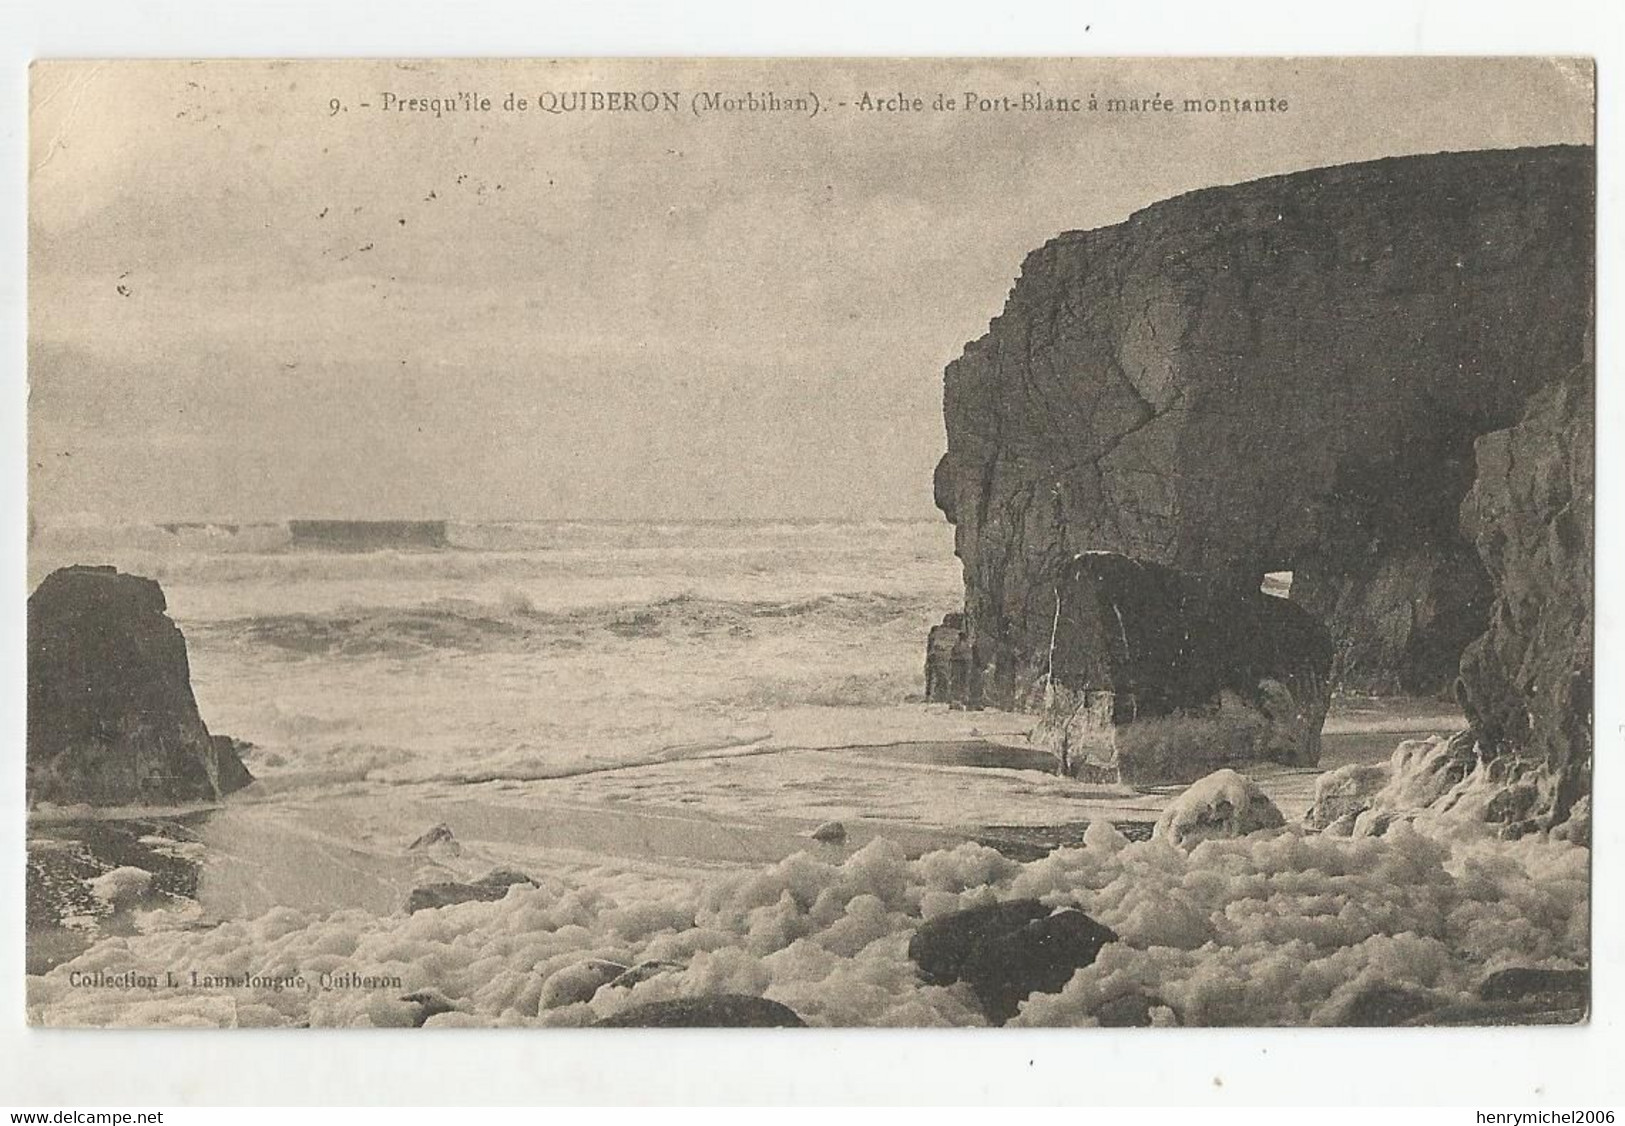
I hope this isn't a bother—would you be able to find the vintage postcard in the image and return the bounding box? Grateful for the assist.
[25,57,1593,1029]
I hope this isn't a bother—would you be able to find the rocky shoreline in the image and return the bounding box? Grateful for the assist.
[931,144,1594,831]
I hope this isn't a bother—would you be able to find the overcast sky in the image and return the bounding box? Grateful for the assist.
[28,58,1593,523]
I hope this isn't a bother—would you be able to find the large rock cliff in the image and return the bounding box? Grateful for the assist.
[936,145,1594,708]
[27,565,253,806]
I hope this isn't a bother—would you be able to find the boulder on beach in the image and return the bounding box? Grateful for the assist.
[810,820,847,844]
[1478,967,1589,1004]
[608,960,685,991]
[407,823,462,854]
[85,865,155,911]
[540,959,629,1009]
[908,898,1118,1024]
[399,988,461,1028]
[1404,970,1589,1026]
[594,995,806,1028]
[1322,982,1438,1027]
[477,868,539,889]
[405,868,538,914]
[406,883,509,914]
[962,908,1122,1024]
[27,565,253,806]
[909,899,1050,986]
[1031,553,1332,785]
[1552,796,1590,847]
[1094,990,1177,1028]
[1153,769,1285,850]
[1303,762,1392,833]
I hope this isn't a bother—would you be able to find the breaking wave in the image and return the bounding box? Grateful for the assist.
[199,590,933,659]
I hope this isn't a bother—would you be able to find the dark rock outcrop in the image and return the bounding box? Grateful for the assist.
[923,612,965,703]
[1456,376,1593,826]
[1478,967,1589,1004]
[211,737,256,795]
[1032,553,1331,782]
[809,820,847,844]
[1325,983,1438,1027]
[924,611,987,708]
[407,823,460,853]
[405,883,509,914]
[27,565,253,806]
[909,899,1118,1024]
[1406,999,1588,1027]
[405,869,538,914]
[1406,967,1589,1025]
[934,145,1593,706]
[595,995,806,1028]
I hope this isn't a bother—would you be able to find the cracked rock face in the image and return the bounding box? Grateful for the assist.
[935,145,1594,706]
[1456,374,1593,826]
[27,565,253,806]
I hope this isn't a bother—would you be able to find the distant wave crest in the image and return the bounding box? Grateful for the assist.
[32,517,941,556]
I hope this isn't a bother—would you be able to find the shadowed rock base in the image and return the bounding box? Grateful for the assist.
[1031,553,1332,784]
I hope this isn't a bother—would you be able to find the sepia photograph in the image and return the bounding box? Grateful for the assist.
[23,56,1595,1036]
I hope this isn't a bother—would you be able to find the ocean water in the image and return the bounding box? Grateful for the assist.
[28,519,970,794]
